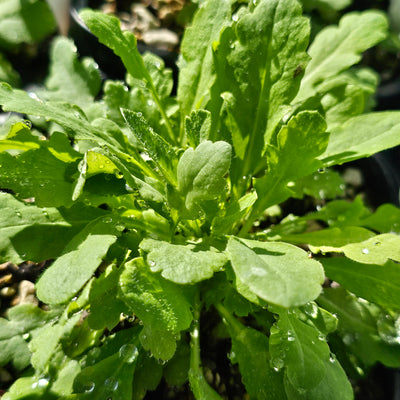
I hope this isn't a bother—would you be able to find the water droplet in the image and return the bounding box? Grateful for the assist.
[119,344,139,364]
[115,171,124,179]
[318,334,326,341]
[342,333,355,345]
[148,260,156,268]
[23,119,32,129]
[271,357,284,371]
[137,112,143,117]
[373,241,381,246]
[304,302,319,319]
[329,355,336,363]
[147,100,154,107]
[31,377,50,389]
[115,224,125,232]
[22,333,30,340]
[232,13,239,21]
[80,381,95,393]
[287,330,295,342]
[361,248,369,255]
[99,164,105,169]
[16,211,22,217]
[377,314,400,345]
[104,377,119,392]
[104,216,113,223]
[318,168,326,174]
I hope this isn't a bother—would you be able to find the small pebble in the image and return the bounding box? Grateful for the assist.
[17,280,38,306]
[142,29,179,49]
[0,287,16,297]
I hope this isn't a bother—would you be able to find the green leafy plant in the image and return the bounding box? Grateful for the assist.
[1,1,400,398]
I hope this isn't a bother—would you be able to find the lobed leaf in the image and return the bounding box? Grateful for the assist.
[295,11,388,101]
[320,112,400,166]
[0,192,106,264]
[36,216,121,304]
[321,257,400,309]
[175,140,231,217]
[318,287,400,368]
[226,237,324,308]
[211,0,310,179]
[177,0,232,117]
[119,258,193,334]
[140,238,227,284]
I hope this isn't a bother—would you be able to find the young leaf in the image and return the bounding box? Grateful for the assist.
[177,0,232,117]
[211,0,310,178]
[0,192,106,264]
[0,83,130,152]
[140,238,227,284]
[321,257,400,309]
[0,0,56,49]
[279,226,375,249]
[36,216,121,304]
[295,11,388,102]
[80,9,175,142]
[243,111,328,233]
[42,36,101,108]
[0,304,60,371]
[0,52,20,86]
[175,140,231,218]
[29,312,81,372]
[341,233,400,264]
[121,108,177,184]
[87,264,129,331]
[318,287,400,368]
[270,308,352,399]
[226,237,324,308]
[119,258,193,334]
[283,355,353,400]
[185,109,211,147]
[0,145,78,207]
[217,304,287,400]
[320,112,400,166]
[139,325,177,361]
[73,328,140,399]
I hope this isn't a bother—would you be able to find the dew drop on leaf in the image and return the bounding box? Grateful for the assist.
[115,224,125,232]
[287,330,295,342]
[377,314,400,345]
[361,248,370,254]
[271,357,284,371]
[31,377,50,390]
[119,344,139,364]
[303,302,318,318]
[148,260,156,268]
[104,376,119,392]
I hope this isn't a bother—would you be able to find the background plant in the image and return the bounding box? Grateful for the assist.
[0,0,400,399]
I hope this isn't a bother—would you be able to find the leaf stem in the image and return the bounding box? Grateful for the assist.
[148,82,176,144]
[215,303,242,335]
[190,292,202,377]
